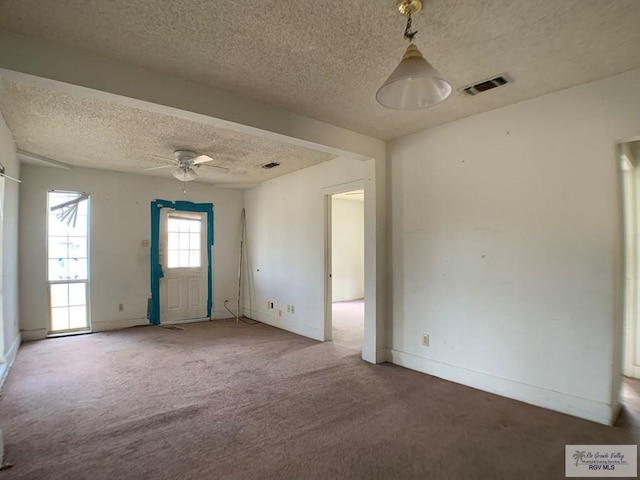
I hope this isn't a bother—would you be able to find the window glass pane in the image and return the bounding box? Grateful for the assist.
[48,215,69,236]
[69,306,87,329]
[48,192,69,204]
[168,251,179,268]
[48,237,69,259]
[76,200,88,216]
[68,258,88,280]
[49,258,69,281]
[68,215,87,236]
[179,219,190,232]
[190,220,201,233]
[51,307,69,331]
[189,233,199,250]
[68,283,86,306]
[50,284,69,308]
[179,251,189,267]
[67,237,87,258]
[168,232,179,250]
[168,218,180,232]
[189,251,200,268]
[178,232,189,250]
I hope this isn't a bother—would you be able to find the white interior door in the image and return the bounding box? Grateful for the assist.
[159,209,208,323]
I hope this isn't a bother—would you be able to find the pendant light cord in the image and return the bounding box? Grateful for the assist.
[404,15,417,42]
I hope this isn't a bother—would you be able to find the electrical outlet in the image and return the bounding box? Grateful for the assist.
[422,333,429,346]
[286,305,291,313]
[278,309,282,317]
[118,303,124,312]
[290,305,295,314]
[141,239,149,247]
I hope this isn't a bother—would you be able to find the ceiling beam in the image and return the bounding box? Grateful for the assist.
[0,29,385,163]
[17,149,72,169]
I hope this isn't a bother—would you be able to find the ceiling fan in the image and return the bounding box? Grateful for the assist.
[145,150,230,182]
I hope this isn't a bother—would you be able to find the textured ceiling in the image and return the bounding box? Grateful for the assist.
[0,80,335,186]
[1,0,640,140]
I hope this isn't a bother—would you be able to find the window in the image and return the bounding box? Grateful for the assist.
[167,213,201,268]
[47,191,90,333]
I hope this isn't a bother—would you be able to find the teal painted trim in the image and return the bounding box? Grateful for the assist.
[149,199,214,325]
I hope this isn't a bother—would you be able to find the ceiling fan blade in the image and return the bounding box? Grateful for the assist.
[192,154,213,165]
[144,164,175,171]
[198,164,230,174]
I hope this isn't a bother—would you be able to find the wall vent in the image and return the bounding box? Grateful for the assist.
[261,162,280,169]
[463,75,509,96]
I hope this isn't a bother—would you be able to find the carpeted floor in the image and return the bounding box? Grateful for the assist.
[0,319,638,480]
[332,299,364,351]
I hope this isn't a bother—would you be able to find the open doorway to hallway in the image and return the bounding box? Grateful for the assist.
[620,139,640,379]
[618,137,640,427]
[329,190,364,350]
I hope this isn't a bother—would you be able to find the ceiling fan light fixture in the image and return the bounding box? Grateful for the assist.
[172,166,198,182]
[376,0,452,110]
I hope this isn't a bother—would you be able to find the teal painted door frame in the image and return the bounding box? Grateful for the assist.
[149,199,214,325]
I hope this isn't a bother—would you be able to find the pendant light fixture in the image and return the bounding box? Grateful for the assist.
[376,0,452,110]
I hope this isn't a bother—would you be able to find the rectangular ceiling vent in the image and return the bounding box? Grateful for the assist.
[261,162,280,169]
[463,75,509,96]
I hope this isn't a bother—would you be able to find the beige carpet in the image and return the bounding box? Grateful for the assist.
[0,320,638,480]
[332,299,364,350]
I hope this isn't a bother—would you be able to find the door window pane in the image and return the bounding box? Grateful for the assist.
[167,213,201,268]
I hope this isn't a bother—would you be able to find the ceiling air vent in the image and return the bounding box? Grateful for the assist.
[463,75,509,96]
[261,162,280,169]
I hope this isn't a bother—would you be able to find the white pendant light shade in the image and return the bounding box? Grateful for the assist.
[376,44,452,109]
[173,166,198,182]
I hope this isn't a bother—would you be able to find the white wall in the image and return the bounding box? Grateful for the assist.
[388,68,640,425]
[331,198,364,302]
[19,165,244,340]
[243,157,367,341]
[0,113,20,384]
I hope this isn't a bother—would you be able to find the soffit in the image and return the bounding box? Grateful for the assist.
[0,80,335,187]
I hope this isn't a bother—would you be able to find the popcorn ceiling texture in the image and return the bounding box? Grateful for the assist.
[1,0,640,140]
[0,81,335,186]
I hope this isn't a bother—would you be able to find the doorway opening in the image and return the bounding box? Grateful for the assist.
[325,189,365,351]
[618,139,640,425]
[47,190,90,334]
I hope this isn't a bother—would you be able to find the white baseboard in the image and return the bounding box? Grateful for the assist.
[390,349,613,426]
[20,328,47,342]
[92,317,148,332]
[0,333,21,389]
[94,310,234,329]
[362,346,390,364]
[211,309,235,320]
[243,308,323,341]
